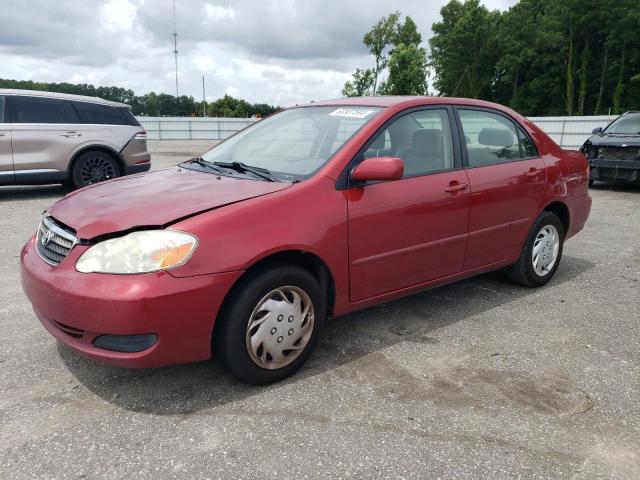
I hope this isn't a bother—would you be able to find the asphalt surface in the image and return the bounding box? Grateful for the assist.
[1,141,639,479]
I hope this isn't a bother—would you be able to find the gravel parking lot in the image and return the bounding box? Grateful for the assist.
[1,141,638,479]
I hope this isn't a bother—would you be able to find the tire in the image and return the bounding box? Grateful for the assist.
[213,264,325,385]
[507,211,565,288]
[71,150,121,188]
[588,178,594,187]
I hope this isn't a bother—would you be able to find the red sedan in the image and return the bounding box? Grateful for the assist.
[21,97,592,384]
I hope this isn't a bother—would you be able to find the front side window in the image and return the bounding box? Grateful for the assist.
[364,108,455,177]
[15,96,72,124]
[458,109,521,167]
[604,114,640,135]
[200,105,381,180]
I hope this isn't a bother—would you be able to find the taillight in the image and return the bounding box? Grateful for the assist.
[132,131,146,141]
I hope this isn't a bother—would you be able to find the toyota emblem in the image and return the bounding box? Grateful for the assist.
[41,230,53,247]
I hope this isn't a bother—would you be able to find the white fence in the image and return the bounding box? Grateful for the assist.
[137,115,616,149]
[137,117,256,141]
[529,115,615,149]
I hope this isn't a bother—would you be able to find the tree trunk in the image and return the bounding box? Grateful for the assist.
[565,19,574,115]
[577,40,589,116]
[612,43,626,114]
[594,45,608,115]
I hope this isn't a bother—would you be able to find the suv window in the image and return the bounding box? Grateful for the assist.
[365,109,455,177]
[15,96,79,124]
[0,96,5,123]
[72,101,130,125]
[458,109,521,167]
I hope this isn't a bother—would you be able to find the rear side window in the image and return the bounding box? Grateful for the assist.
[15,96,79,124]
[72,101,131,125]
[0,96,5,123]
[458,109,521,167]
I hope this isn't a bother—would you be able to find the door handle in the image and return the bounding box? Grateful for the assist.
[59,132,82,138]
[0,133,5,136]
[444,182,468,193]
[526,168,542,177]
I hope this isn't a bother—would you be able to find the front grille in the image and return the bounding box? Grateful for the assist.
[36,216,78,266]
[597,146,640,161]
[51,319,84,339]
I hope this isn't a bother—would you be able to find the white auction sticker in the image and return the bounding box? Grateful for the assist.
[329,107,376,119]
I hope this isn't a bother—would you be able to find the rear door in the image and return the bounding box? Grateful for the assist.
[10,95,86,175]
[0,95,13,184]
[455,107,546,270]
[347,107,470,302]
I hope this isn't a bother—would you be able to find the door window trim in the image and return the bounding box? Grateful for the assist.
[336,105,463,190]
[451,105,540,169]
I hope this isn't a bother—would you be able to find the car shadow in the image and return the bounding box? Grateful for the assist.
[590,182,640,193]
[0,184,73,201]
[59,254,595,415]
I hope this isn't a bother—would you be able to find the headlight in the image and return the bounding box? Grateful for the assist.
[76,230,197,274]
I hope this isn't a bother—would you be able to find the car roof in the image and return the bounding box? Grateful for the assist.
[297,95,516,111]
[0,88,130,108]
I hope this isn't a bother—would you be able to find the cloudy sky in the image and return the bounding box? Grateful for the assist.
[0,0,516,107]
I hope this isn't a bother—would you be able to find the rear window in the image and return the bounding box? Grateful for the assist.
[72,101,132,125]
[14,96,79,124]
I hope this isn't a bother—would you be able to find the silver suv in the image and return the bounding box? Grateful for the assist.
[0,89,150,188]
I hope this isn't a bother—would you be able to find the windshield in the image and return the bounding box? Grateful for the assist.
[604,114,640,134]
[200,105,382,180]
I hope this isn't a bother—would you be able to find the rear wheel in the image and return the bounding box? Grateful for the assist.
[507,211,564,287]
[71,151,120,188]
[213,265,325,385]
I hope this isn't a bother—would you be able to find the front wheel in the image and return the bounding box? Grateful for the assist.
[71,151,120,188]
[507,211,564,287]
[213,265,325,385]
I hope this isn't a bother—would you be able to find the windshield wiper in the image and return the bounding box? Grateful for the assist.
[182,157,226,174]
[213,161,278,182]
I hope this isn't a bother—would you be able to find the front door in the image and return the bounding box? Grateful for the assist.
[347,107,470,302]
[455,107,546,269]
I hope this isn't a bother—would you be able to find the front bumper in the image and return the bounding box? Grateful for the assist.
[20,235,242,368]
[588,158,640,183]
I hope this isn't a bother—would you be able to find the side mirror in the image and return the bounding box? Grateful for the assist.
[351,157,404,183]
[592,127,603,134]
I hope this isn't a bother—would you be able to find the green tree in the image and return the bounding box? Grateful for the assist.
[429,0,500,99]
[382,44,428,95]
[393,16,422,49]
[362,11,401,94]
[342,68,375,97]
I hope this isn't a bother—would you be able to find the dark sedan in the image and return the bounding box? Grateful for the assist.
[581,111,640,185]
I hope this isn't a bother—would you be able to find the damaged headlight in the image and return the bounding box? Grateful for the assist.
[75,230,198,274]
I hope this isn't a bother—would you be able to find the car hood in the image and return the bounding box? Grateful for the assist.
[48,167,292,239]
[586,133,640,147]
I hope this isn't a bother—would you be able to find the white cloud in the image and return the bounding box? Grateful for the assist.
[1,0,517,107]
[100,0,138,32]
[204,4,236,21]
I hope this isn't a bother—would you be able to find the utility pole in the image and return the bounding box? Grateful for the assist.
[202,75,207,117]
[172,0,179,98]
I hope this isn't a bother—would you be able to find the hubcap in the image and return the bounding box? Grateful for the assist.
[245,286,315,370]
[80,156,116,185]
[532,224,560,276]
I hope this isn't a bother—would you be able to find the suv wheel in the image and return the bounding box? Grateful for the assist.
[71,151,120,188]
[213,264,325,385]
[507,211,564,287]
